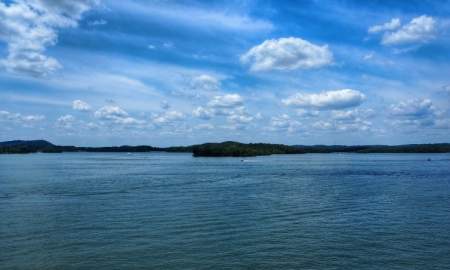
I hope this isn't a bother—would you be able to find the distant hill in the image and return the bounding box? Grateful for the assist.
[1,140,450,156]
[0,140,59,154]
[0,140,55,147]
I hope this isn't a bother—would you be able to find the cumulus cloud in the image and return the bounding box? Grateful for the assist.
[0,110,45,126]
[153,110,184,125]
[240,37,333,72]
[56,114,75,129]
[388,98,450,130]
[95,105,145,125]
[208,94,243,108]
[172,74,223,98]
[390,99,435,118]
[191,74,220,92]
[95,105,128,119]
[227,112,253,124]
[192,106,214,120]
[283,89,365,110]
[0,0,98,76]
[268,114,302,133]
[72,99,91,111]
[368,18,401,33]
[383,15,436,45]
[369,15,436,46]
[313,119,372,132]
[318,109,376,132]
[192,93,256,127]
[312,121,334,130]
[331,109,375,121]
[389,99,441,129]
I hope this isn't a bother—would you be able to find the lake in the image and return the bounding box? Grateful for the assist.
[1,152,450,269]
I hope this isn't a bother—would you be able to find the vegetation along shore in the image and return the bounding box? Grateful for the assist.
[1,140,450,157]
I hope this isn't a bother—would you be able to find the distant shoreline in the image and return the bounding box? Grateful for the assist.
[1,140,450,157]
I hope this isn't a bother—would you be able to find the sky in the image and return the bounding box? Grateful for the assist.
[1,0,450,146]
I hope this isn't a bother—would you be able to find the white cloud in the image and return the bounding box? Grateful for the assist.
[312,121,334,130]
[374,15,437,46]
[94,105,145,125]
[153,110,184,125]
[208,94,243,108]
[240,37,333,72]
[390,99,435,118]
[331,109,375,121]
[388,99,450,130]
[368,18,401,33]
[0,110,45,127]
[283,89,365,110]
[227,112,253,124]
[172,74,224,98]
[72,99,91,111]
[331,110,358,121]
[193,94,255,127]
[192,106,214,120]
[268,114,302,133]
[56,114,75,129]
[191,74,220,92]
[95,105,128,119]
[323,109,375,132]
[313,119,372,132]
[389,99,437,129]
[337,120,372,132]
[0,0,98,76]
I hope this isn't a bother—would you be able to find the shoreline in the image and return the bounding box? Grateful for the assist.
[2,140,450,156]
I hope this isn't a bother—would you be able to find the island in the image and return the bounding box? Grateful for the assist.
[192,141,305,157]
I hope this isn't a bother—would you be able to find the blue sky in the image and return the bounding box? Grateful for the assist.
[1,0,450,146]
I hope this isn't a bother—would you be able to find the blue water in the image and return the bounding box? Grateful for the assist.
[1,152,450,269]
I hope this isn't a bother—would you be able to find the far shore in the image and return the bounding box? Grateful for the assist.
[1,140,450,157]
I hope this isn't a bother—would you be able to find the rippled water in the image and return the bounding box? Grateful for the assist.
[1,152,450,269]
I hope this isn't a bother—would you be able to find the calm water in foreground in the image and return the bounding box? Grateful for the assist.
[1,152,450,269]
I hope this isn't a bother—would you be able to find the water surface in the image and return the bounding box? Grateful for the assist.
[1,153,450,269]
